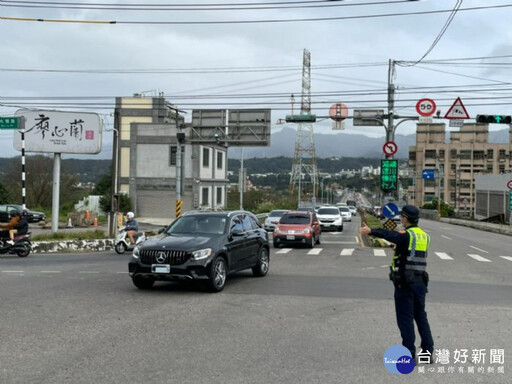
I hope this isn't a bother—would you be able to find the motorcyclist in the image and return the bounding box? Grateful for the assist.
[125,212,139,245]
[1,210,29,245]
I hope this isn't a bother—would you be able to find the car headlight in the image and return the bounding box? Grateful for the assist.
[303,228,311,234]
[132,246,140,259]
[192,248,212,260]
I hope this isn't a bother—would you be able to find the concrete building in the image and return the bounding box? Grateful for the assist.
[474,173,512,223]
[407,123,512,216]
[114,95,228,219]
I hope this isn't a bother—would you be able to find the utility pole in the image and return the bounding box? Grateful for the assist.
[175,108,184,218]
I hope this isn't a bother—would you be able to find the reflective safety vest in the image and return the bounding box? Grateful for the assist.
[391,227,430,275]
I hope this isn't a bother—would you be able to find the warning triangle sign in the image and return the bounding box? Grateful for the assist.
[444,97,470,119]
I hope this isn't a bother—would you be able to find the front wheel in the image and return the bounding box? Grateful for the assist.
[132,276,155,290]
[252,247,269,277]
[208,256,227,292]
[17,243,31,257]
[115,242,127,254]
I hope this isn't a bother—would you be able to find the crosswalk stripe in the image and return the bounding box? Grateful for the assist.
[435,252,453,260]
[276,248,292,254]
[500,256,512,262]
[308,248,322,255]
[340,248,354,256]
[467,254,491,262]
[374,249,387,257]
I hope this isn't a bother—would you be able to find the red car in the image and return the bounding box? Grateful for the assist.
[273,211,321,248]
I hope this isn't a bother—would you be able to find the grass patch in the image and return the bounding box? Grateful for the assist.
[32,230,108,242]
[361,213,383,229]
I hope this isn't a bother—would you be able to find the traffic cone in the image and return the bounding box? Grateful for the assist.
[85,210,90,220]
[93,217,98,227]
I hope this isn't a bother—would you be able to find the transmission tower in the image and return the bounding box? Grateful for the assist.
[289,49,318,207]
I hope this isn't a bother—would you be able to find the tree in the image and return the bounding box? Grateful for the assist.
[94,171,132,213]
[0,182,12,203]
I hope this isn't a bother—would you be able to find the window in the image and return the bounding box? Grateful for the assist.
[230,215,244,232]
[499,149,506,159]
[216,187,222,205]
[473,151,485,160]
[450,149,457,159]
[217,152,223,169]
[499,165,505,174]
[202,148,210,167]
[169,146,184,166]
[201,187,209,206]
[425,150,436,159]
[487,149,493,159]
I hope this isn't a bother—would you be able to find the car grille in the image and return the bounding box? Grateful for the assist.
[140,249,191,265]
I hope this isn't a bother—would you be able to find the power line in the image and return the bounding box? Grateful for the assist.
[1,4,510,25]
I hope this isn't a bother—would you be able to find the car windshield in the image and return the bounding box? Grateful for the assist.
[167,216,226,235]
[269,210,287,218]
[318,208,340,215]
[280,214,310,225]
[339,207,350,213]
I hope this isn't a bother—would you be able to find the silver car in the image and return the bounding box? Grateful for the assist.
[264,210,288,232]
[338,206,352,222]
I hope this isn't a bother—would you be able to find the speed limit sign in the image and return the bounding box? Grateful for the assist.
[416,98,437,117]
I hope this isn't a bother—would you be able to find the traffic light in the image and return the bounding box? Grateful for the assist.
[285,114,317,123]
[476,115,512,124]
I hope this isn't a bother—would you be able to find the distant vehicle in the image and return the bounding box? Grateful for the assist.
[338,206,352,222]
[296,206,315,213]
[346,200,356,207]
[128,210,269,292]
[348,206,357,216]
[264,209,288,232]
[273,210,321,248]
[0,204,46,223]
[316,206,344,232]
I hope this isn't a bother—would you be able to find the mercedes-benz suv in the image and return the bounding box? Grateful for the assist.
[128,210,269,292]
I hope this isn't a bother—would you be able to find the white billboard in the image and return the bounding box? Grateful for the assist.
[14,109,102,154]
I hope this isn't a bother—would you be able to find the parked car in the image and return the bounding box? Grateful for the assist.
[338,206,352,222]
[273,210,321,248]
[128,210,269,292]
[0,204,46,223]
[316,206,344,231]
[348,206,357,216]
[264,209,288,232]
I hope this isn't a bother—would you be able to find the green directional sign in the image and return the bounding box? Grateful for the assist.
[509,191,512,211]
[0,117,19,130]
[380,159,398,191]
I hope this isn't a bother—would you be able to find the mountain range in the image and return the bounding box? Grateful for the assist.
[228,127,510,159]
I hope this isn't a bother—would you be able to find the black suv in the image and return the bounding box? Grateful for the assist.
[128,210,270,292]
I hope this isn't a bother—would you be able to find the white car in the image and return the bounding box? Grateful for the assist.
[316,206,344,232]
[264,210,288,231]
[338,206,352,222]
[348,206,357,216]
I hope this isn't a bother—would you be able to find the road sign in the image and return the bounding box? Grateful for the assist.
[380,159,398,191]
[449,119,463,127]
[382,141,398,156]
[416,98,436,117]
[382,202,400,219]
[383,219,397,230]
[0,117,19,130]
[419,116,433,124]
[422,169,435,180]
[444,97,470,119]
[353,109,384,126]
[507,180,512,190]
[509,191,512,211]
[329,103,348,121]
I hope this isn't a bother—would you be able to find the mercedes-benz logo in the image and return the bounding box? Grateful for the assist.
[156,252,167,264]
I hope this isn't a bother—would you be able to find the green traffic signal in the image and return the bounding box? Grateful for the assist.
[476,114,512,124]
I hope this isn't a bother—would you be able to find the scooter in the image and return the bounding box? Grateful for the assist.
[115,227,146,254]
[0,233,32,257]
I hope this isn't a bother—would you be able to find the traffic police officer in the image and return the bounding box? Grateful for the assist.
[360,205,434,361]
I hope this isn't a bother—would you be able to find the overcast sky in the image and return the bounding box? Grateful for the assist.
[1,0,512,159]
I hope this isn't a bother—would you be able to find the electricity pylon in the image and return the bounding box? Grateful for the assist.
[289,49,318,207]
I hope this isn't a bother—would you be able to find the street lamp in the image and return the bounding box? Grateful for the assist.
[320,176,331,204]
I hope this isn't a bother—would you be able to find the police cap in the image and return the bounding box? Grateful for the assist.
[400,205,419,220]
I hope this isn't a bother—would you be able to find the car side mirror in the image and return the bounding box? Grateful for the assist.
[157,227,166,234]
[231,229,245,237]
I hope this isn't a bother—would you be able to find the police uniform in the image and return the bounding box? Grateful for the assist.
[368,205,434,359]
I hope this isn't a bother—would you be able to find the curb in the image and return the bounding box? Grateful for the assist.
[32,239,116,253]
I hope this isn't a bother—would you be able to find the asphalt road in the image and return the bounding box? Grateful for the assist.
[1,216,511,383]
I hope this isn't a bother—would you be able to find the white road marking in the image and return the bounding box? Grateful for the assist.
[354,236,359,243]
[307,248,322,255]
[340,248,354,256]
[276,248,292,254]
[470,246,488,253]
[441,235,452,240]
[1,270,24,273]
[435,252,453,260]
[374,249,387,257]
[500,256,512,262]
[467,254,491,262]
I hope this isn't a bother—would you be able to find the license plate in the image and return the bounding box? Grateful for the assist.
[152,264,170,273]
[286,235,295,240]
